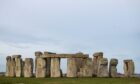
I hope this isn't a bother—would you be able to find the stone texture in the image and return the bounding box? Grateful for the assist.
[13,55,22,77]
[109,58,118,77]
[44,52,52,77]
[75,52,86,73]
[67,58,78,77]
[97,58,109,77]
[51,58,61,77]
[92,52,103,76]
[35,51,43,75]
[24,58,33,77]
[6,55,22,77]
[123,59,135,77]
[5,56,14,77]
[35,57,46,78]
[35,51,43,57]
[78,58,93,77]
[10,57,16,77]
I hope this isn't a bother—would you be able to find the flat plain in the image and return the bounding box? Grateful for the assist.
[0,77,140,84]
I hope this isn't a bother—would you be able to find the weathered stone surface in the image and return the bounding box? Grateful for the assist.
[51,58,61,77]
[124,59,135,77]
[44,52,52,77]
[13,55,22,77]
[35,51,43,57]
[78,58,93,77]
[67,58,78,77]
[10,57,16,77]
[75,52,86,72]
[35,51,43,74]
[97,58,109,77]
[93,52,103,76]
[109,58,118,77]
[6,56,13,77]
[35,57,46,78]
[24,58,33,77]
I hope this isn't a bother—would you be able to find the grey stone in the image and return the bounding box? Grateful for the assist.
[124,59,135,77]
[35,57,46,78]
[97,58,109,77]
[50,58,61,77]
[93,52,103,76]
[13,55,22,77]
[35,51,43,57]
[109,58,118,77]
[35,51,43,74]
[67,58,78,77]
[5,56,13,77]
[78,58,93,77]
[24,58,33,77]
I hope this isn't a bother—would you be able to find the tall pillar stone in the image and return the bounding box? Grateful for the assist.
[35,51,47,78]
[24,58,33,77]
[5,56,13,77]
[75,52,86,73]
[10,57,16,77]
[13,55,22,77]
[123,59,135,77]
[35,51,43,73]
[93,52,103,76]
[97,58,109,77]
[67,58,78,77]
[78,58,93,77]
[35,57,46,78]
[50,58,61,77]
[109,58,118,77]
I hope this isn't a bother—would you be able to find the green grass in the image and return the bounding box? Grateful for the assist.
[0,77,140,84]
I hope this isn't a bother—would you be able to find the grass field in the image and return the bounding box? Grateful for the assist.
[0,77,140,84]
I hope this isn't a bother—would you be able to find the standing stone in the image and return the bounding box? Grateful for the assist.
[79,58,93,77]
[35,51,43,73]
[36,57,46,78]
[75,52,86,73]
[51,58,61,77]
[5,56,12,77]
[109,58,118,77]
[13,55,22,77]
[10,57,16,77]
[97,58,109,77]
[67,58,78,77]
[24,58,33,77]
[123,59,135,77]
[93,52,103,76]
[35,51,46,78]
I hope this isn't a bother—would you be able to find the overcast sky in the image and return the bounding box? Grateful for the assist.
[0,0,140,73]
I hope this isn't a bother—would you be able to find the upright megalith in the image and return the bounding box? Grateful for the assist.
[13,55,23,77]
[97,58,109,77]
[78,58,93,77]
[35,51,43,72]
[123,59,135,77]
[109,58,118,77]
[36,57,46,78]
[24,58,33,77]
[35,51,47,78]
[5,56,14,77]
[93,52,103,76]
[67,58,78,77]
[51,58,61,77]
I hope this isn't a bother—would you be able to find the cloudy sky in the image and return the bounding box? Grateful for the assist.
[0,0,140,73]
